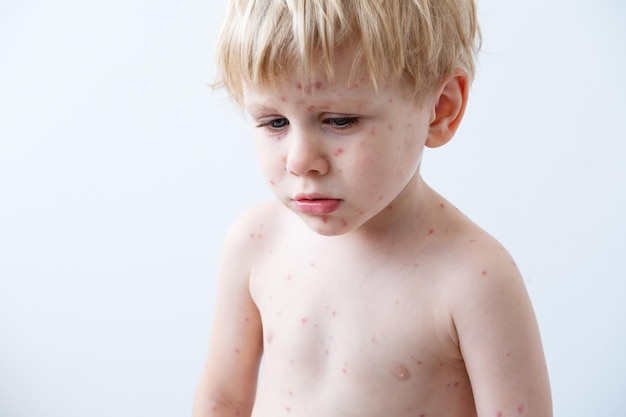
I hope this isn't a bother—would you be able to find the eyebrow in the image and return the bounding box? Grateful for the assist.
[244,94,374,115]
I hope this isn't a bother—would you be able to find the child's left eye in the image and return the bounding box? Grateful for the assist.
[324,117,359,130]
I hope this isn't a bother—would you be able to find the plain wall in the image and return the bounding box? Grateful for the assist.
[1,0,624,416]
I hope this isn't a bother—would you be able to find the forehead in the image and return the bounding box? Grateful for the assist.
[242,75,378,113]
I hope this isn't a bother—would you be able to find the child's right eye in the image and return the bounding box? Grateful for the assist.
[256,118,289,130]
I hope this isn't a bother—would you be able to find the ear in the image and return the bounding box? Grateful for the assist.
[425,69,469,148]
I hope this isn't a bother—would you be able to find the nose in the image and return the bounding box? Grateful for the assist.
[285,128,330,176]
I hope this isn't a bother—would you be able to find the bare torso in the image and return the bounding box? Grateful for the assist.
[247,197,484,417]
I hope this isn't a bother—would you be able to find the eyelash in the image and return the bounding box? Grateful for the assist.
[256,116,359,131]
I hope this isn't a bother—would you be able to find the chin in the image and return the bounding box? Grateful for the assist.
[298,215,354,237]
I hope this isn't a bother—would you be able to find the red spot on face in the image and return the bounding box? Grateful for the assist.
[296,82,302,90]
[341,219,348,227]
[301,318,308,324]
[518,405,524,413]
[428,229,435,235]
[269,180,275,186]
[440,203,445,209]
[388,124,394,131]
[482,270,488,276]
[281,96,287,102]
[234,348,240,354]
[389,98,394,103]
[314,81,323,90]
[496,412,502,417]
[334,147,344,156]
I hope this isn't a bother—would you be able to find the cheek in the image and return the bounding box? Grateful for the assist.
[255,141,286,179]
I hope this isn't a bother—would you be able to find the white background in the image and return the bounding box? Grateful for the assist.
[1,0,624,416]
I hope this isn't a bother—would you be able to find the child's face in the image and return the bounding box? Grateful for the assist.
[243,56,436,237]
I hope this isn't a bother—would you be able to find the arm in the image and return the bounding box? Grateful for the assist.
[452,255,552,417]
[193,214,264,417]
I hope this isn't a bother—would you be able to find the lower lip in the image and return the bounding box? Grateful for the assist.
[293,199,341,215]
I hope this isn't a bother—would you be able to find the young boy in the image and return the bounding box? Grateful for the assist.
[193,1,552,416]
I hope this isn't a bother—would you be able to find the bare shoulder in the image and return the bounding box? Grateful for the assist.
[221,200,286,263]
[433,209,552,415]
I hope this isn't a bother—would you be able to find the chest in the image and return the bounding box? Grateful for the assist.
[249,246,460,381]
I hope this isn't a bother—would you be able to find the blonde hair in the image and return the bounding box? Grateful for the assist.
[214,0,481,105]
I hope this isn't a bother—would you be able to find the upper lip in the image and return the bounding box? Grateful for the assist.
[293,193,338,201]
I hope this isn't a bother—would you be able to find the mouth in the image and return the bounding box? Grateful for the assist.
[292,195,342,215]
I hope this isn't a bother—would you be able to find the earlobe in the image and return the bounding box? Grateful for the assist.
[426,69,469,148]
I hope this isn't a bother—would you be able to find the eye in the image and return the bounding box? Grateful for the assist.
[256,117,289,130]
[324,116,359,130]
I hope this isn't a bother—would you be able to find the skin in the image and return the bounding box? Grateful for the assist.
[192,51,552,417]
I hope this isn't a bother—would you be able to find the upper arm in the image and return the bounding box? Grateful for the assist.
[452,254,552,417]
[193,209,267,417]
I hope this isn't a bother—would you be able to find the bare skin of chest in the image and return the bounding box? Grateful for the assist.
[249,244,477,417]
